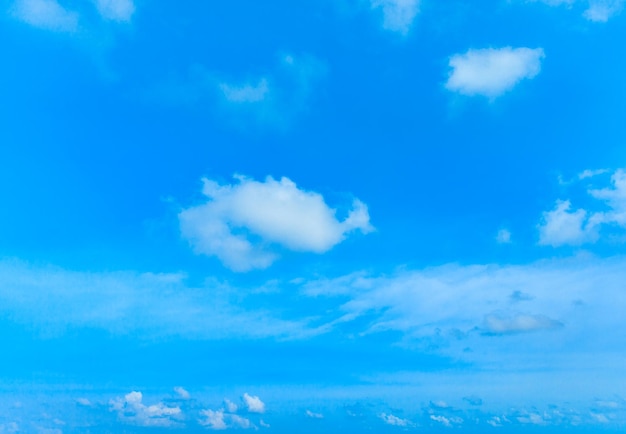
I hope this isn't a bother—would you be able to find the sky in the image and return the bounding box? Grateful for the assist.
[1,0,626,432]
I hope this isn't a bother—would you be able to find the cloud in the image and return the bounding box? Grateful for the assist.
[496,228,512,244]
[174,387,191,400]
[110,391,182,427]
[370,0,420,34]
[305,410,324,419]
[95,0,135,22]
[483,313,563,334]
[539,169,626,246]
[534,0,624,21]
[179,175,373,271]
[224,399,238,413]
[380,412,413,426]
[538,200,598,246]
[445,47,545,98]
[220,78,270,103]
[242,393,265,414]
[11,0,78,32]
[0,258,309,339]
[199,409,253,430]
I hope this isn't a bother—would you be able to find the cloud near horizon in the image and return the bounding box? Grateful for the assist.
[446,47,545,98]
[179,175,373,271]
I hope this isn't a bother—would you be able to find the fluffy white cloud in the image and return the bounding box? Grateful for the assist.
[11,0,78,32]
[538,200,597,246]
[179,175,373,271]
[445,47,545,98]
[199,409,253,430]
[584,0,624,21]
[380,412,413,426]
[370,0,420,34]
[242,393,265,414]
[110,391,182,427]
[95,0,135,22]
[224,399,238,413]
[539,169,626,246]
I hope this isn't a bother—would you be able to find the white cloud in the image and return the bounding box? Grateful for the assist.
[220,78,269,103]
[539,169,626,246]
[179,175,373,271]
[483,313,562,334]
[578,168,609,179]
[224,399,238,413]
[305,410,324,419]
[538,200,597,246]
[199,409,253,430]
[370,0,420,34]
[496,228,512,244]
[584,0,624,21]
[380,412,413,426]
[110,391,182,427]
[445,47,545,98]
[95,0,135,22]
[242,393,265,414]
[11,0,78,32]
[174,387,190,400]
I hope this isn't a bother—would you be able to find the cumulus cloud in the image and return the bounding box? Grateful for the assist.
[179,175,373,271]
[174,387,190,400]
[110,391,182,427]
[200,409,253,430]
[538,200,598,246]
[370,0,420,34]
[95,0,135,22]
[445,47,545,98]
[539,169,626,246]
[11,0,78,32]
[380,412,413,426]
[224,399,238,413]
[242,393,266,414]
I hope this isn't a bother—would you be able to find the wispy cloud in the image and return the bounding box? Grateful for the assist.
[110,391,182,427]
[11,0,79,32]
[445,47,545,99]
[533,0,624,21]
[95,0,135,22]
[370,0,420,34]
[179,175,373,271]
[380,412,413,426]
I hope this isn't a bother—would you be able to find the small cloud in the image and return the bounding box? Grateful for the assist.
[430,400,450,409]
[179,175,373,271]
[487,416,503,427]
[220,78,270,103]
[259,419,270,428]
[483,313,563,334]
[538,200,598,246]
[370,0,420,34]
[380,412,413,427]
[95,0,135,22]
[11,0,79,32]
[306,410,324,419]
[242,393,266,414]
[496,228,512,244]
[430,415,463,427]
[583,0,624,22]
[224,399,238,413]
[578,168,609,180]
[174,387,190,400]
[199,409,227,430]
[76,398,93,407]
[445,47,545,99]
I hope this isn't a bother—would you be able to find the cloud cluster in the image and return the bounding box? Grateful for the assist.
[199,393,266,430]
[10,0,135,31]
[380,412,413,426]
[535,0,624,22]
[446,47,545,98]
[370,0,420,34]
[539,168,626,246]
[110,391,182,427]
[179,175,373,271]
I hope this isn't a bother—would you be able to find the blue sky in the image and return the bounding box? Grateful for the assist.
[2,0,626,432]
